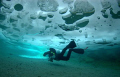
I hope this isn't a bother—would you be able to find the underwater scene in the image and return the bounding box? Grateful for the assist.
[0,0,120,77]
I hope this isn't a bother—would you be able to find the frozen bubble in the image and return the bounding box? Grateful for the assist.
[14,4,23,11]
[76,19,89,28]
[59,7,68,14]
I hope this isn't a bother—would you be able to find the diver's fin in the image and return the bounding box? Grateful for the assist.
[70,49,84,54]
[67,41,77,48]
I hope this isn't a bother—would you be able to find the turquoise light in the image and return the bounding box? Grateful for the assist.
[18,45,49,59]
[19,55,47,59]
[5,40,49,59]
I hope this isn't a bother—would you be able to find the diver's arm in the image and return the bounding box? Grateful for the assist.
[43,51,50,56]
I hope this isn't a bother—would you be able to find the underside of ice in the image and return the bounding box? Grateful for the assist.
[0,0,120,59]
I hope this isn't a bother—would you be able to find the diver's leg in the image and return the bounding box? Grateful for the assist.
[59,46,68,56]
[59,49,72,61]
[65,49,72,60]
[60,40,76,56]
[61,49,85,61]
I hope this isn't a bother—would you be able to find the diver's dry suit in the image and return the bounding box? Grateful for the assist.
[43,41,85,62]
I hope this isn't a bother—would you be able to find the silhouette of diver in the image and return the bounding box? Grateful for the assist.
[43,40,88,62]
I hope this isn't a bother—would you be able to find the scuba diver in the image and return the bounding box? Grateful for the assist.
[43,40,88,62]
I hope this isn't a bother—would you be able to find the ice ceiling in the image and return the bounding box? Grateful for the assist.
[0,0,120,58]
